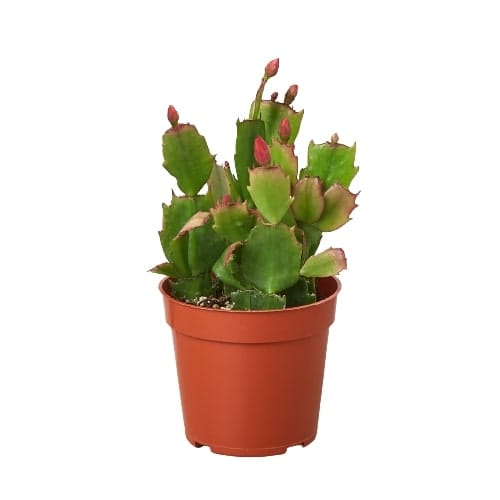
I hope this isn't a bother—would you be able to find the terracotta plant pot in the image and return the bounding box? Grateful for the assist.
[159,276,341,457]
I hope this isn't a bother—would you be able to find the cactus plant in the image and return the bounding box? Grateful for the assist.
[150,58,359,310]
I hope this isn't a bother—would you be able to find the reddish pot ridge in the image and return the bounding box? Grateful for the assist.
[159,276,341,457]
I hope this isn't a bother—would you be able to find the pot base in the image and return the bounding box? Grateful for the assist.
[187,435,316,457]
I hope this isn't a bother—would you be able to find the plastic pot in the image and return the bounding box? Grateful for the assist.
[159,276,341,457]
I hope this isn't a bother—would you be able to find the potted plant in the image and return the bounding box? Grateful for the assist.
[150,58,359,456]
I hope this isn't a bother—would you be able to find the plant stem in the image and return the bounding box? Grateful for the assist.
[251,75,268,120]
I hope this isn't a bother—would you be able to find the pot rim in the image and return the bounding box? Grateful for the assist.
[159,276,341,314]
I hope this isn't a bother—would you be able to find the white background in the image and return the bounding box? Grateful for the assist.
[1,0,499,498]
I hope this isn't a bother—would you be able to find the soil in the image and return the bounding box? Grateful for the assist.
[182,295,234,310]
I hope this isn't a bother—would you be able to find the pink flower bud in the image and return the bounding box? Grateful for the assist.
[254,136,271,166]
[278,117,291,143]
[167,105,179,127]
[330,132,339,144]
[264,58,279,78]
[284,84,298,105]
[270,91,278,102]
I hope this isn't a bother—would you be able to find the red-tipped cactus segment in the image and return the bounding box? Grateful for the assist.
[304,140,358,189]
[313,183,358,232]
[174,211,211,239]
[291,177,325,223]
[300,248,347,277]
[248,167,292,224]
[212,202,256,243]
[167,105,179,127]
[284,84,298,106]
[270,92,278,102]
[278,118,291,143]
[265,58,280,79]
[254,136,271,166]
[269,138,298,183]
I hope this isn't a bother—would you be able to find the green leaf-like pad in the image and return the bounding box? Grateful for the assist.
[300,248,347,277]
[211,202,256,243]
[291,177,325,223]
[161,230,190,276]
[231,290,286,311]
[281,208,297,228]
[160,195,209,262]
[169,275,216,301]
[171,211,227,276]
[234,119,266,201]
[241,224,302,294]
[212,242,246,289]
[283,278,316,307]
[148,262,184,278]
[162,124,215,196]
[208,163,240,203]
[258,101,304,143]
[303,141,358,189]
[175,211,211,238]
[269,139,298,184]
[313,183,358,232]
[248,167,292,224]
[297,222,323,261]
[188,220,227,277]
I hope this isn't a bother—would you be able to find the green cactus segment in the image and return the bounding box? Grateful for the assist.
[160,195,210,266]
[291,177,325,223]
[148,262,184,278]
[169,209,227,276]
[165,233,190,276]
[191,231,226,275]
[192,233,226,276]
[208,163,240,203]
[281,208,297,228]
[207,163,231,203]
[169,274,217,301]
[303,141,358,189]
[162,124,215,196]
[248,167,292,224]
[298,222,323,261]
[269,139,298,184]
[283,278,316,307]
[211,202,256,243]
[234,119,266,201]
[241,224,302,294]
[300,248,347,277]
[160,198,192,259]
[313,183,358,232]
[175,211,211,238]
[212,242,246,289]
[226,168,241,201]
[257,101,304,143]
[231,290,286,311]
[162,195,211,244]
